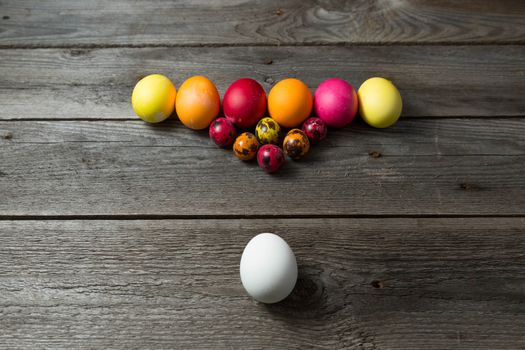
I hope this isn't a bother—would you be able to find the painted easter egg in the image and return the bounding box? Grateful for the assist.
[233,132,259,161]
[176,76,220,130]
[268,78,313,128]
[131,74,176,123]
[209,117,237,148]
[255,117,282,145]
[257,144,285,173]
[283,129,310,160]
[314,78,358,128]
[358,77,402,128]
[223,78,267,128]
[302,117,327,143]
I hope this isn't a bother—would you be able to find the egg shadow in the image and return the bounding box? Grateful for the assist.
[266,157,301,178]
[191,125,213,142]
[142,117,178,131]
[262,265,332,321]
[142,114,221,149]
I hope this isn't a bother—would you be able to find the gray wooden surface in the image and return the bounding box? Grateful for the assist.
[1,119,524,216]
[1,218,524,349]
[1,0,525,46]
[0,0,524,349]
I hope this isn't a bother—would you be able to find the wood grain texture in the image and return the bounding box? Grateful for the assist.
[1,1,524,349]
[1,0,525,46]
[1,46,525,120]
[1,218,524,349]
[1,119,524,217]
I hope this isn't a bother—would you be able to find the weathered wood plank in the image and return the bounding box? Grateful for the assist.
[1,218,524,349]
[1,119,524,155]
[1,46,525,120]
[1,119,524,216]
[1,0,525,46]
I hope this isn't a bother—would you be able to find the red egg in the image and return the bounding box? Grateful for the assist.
[257,144,285,173]
[302,117,327,143]
[223,78,267,129]
[209,117,237,148]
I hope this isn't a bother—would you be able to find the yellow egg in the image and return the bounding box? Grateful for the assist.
[131,74,176,123]
[358,77,402,128]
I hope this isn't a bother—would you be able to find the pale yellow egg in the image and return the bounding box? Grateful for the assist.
[132,74,176,123]
[358,77,402,128]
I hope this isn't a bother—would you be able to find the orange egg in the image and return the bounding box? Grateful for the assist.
[176,76,220,130]
[268,78,313,128]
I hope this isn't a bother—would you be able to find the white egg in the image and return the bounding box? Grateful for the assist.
[240,233,298,303]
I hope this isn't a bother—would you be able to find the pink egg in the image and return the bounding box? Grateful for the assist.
[223,78,267,129]
[314,78,358,128]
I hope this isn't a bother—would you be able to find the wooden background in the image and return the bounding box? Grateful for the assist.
[1,1,524,349]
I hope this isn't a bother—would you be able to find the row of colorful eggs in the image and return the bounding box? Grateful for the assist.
[131,75,402,172]
[132,75,402,129]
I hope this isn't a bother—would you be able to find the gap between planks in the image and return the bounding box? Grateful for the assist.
[1,214,524,221]
[1,41,525,50]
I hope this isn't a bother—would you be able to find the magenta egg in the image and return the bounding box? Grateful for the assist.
[257,144,285,173]
[302,117,327,143]
[314,78,358,128]
[209,117,237,148]
[223,78,267,129]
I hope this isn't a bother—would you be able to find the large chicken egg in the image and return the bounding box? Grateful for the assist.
[358,77,402,128]
[176,76,220,130]
[314,78,358,128]
[240,233,298,304]
[223,78,267,128]
[268,78,312,128]
[131,74,176,123]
